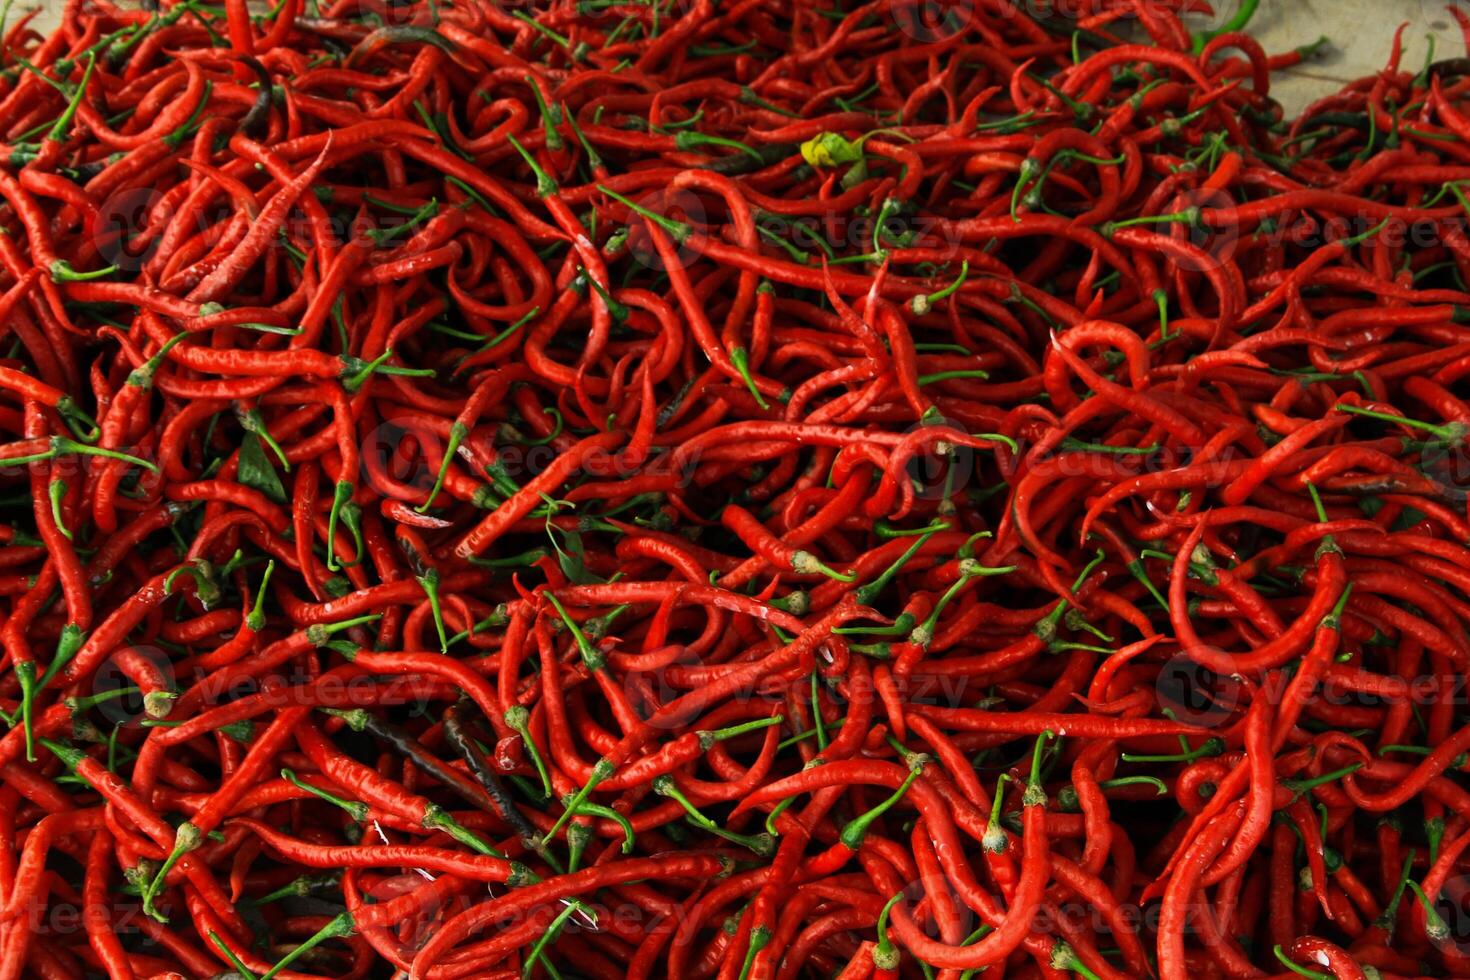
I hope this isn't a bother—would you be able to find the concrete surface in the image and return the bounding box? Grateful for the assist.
[8,0,1466,117]
[1237,0,1467,113]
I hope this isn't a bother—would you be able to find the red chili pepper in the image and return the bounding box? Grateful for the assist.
[5,5,1470,977]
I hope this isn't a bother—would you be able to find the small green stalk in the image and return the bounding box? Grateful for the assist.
[790,548,855,582]
[511,11,570,51]
[1153,287,1174,343]
[729,346,769,410]
[654,774,717,829]
[1050,940,1102,980]
[544,592,604,670]
[1280,763,1363,803]
[1121,737,1224,764]
[1272,945,1330,980]
[2,435,156,474]
[1372,848,1415,936]
[598,184,691,242]
[165,559,222,608]
[1057,775,1167,811]
[543,757,614,844]
[251,872,341,907]
[416,568,449,653]
[764,795,797,836]
[1102,208,1201,237]
[872,892,903,971]
[765,590,809,617]
[765,758,821,836]
[48,480,69,540]
[339,348,435,392]
[910,558,1016,648]
[675,130,762,160]
[38,624,85,690]
[875,519,951,539]
[142,821,203,921]
[50,259,117,283]
[1009,158,1040,222]
[281,767,367,822]
[15,660,36,762]
[367,196,438,246]
[955,926,998,978]
[840,760,924,850]
[325,482,354,571]
[44,54,95,143]
[568,801,635,854]
[1407,880,1452,943]
[582,269,629,324]
[208,932,259,980]
[467,548,549,570]
[303,614,380,650]
[918,369,989,386]
[506,705,554,799]
[451,306,540,375]
[506,132,559,196]
[258,911,353,980]
[1428,815,1446,866]
[855,529,941,607]
[779,718,848,750]
[982,773,1008,854]
[422,803,504,857]
[910,260,969,315]
[871,197,904,255]
[1126,556,1171,612]
[1192,0,1260,52]
[54,395,99,443]
[1336,403,1466,443]
[708,715,786,742]
[237,408,290,470]
[126,330,189,391]
[246,559,275,633]
[735,926,771,980]
[564,102,603,172]
[522,901,579,978]
[1024,731,1052,806]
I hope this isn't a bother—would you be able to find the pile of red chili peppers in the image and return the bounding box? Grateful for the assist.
[9,0,1470,977]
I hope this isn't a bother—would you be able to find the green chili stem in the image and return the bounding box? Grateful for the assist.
[841,763,922,849]
[258,912,353,980]
[280,767,367,822]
